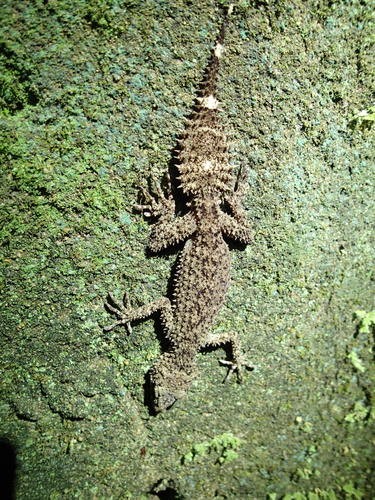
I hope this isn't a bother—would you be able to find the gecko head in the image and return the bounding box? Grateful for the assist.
[150,357,195,413]
[152,375,192,413]
[153,386,180,413]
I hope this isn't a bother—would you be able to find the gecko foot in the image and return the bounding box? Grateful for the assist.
[134,174,175,218]
[234,166,248,198]
[104,292,133,333]
[219,358,254,383]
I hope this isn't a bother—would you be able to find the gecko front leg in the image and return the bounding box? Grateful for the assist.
[136,174,197,252]
[104,293,174,334]
[220,167,252,244]
[136,174,176,220]
[225,166,249,223]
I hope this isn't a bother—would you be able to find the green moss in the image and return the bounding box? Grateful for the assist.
[349,106,375,130]
[347,350,366,373]
[344,401,370,425]
[182,432,242,465]
[354,309,375,334]
[269,481,364,499]
[0,43,39,113]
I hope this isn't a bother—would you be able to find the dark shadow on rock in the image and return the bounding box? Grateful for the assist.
[0,438,16,500]
[150,478,182,499]
[143,370,157,417]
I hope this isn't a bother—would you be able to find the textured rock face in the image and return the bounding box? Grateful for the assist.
[0,0,373,498]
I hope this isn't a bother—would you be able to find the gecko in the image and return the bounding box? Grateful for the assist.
[104,3,253,413]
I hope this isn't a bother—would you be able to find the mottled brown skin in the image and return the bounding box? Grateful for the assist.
[105,6,252,412]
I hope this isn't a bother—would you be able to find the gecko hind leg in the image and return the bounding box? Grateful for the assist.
[224,166,249,223]
[234,165,248,199]
[204,331,254,383]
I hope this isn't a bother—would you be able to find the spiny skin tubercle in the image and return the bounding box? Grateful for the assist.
[105,4,252,412]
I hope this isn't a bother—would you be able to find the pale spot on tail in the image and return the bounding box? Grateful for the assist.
[198,94,219,109]
[202,160,213,171]
[214,42,224,59]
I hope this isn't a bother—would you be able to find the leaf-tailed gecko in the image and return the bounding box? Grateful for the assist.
[105,4,252,412]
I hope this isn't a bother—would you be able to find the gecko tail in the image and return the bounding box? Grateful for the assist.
[197,2,234,99]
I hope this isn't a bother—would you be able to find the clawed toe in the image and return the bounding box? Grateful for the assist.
[219,359,254,383]
[104,293,122,316]
[134,186,156,217]
[235,166,248,190]
[104,292,132,334]
[134,175,175,219]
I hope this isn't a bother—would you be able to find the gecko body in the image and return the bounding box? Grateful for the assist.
[105,5,252,412]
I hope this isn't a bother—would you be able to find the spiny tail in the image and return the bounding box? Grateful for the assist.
[198,3,234,100]
[176,3,234,196]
